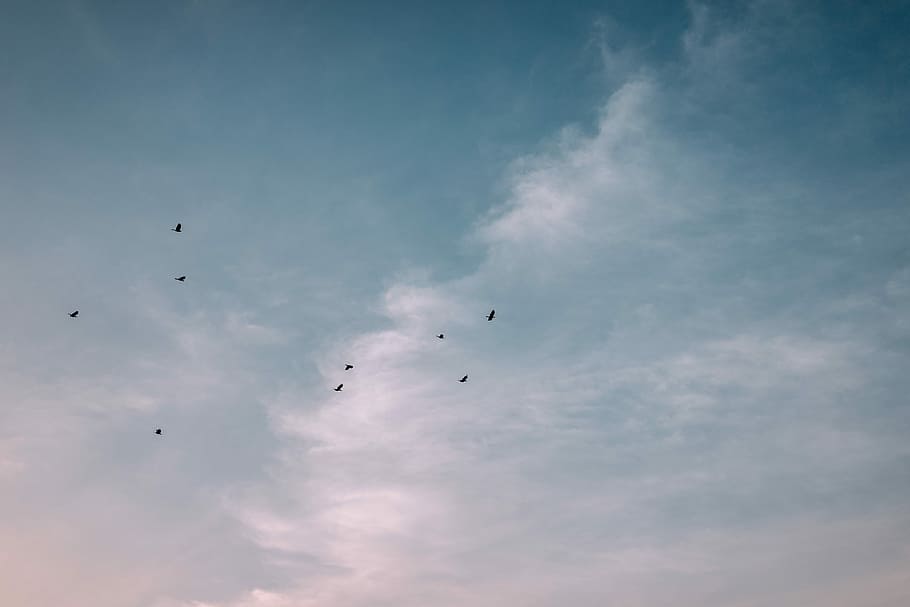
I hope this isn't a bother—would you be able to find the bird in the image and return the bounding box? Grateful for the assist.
[175,275,186,282]
[437,333,445,339]
[334,384,344,391]
[68,310,79,318]
[172,223,182,233]
[459,375,468,383]
[486,309,496,321]
[344,364,354,371]
[154,428,162,436]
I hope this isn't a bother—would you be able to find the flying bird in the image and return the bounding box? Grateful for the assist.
[175,275,186,282]
[334,384,344,391]
[437,333,445,339]
[154,428,162,436]
[68,310,79,318]
[486,309,496,321]
[344,364,354,371]
[459,375,468,383]
[172,223,182,233]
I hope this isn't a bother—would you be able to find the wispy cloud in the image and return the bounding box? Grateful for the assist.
[203,5,910,606]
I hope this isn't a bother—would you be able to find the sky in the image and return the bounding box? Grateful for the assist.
[1,1,909,606]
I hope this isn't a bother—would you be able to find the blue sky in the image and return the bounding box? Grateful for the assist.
[1,2,909,606]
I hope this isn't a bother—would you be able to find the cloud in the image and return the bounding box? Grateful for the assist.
[476,77,682,273]
[203,5,910,606]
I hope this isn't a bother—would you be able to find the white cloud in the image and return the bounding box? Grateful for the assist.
[204,7,909,604]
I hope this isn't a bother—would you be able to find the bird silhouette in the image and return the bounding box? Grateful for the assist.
[154,428,162,436]
[334,384,344,391]
[175,275,186,282]
[344,364,354,371]
[459,375,468,383]
[487,309,496,321]
[437,333,445,339]
[69,310,79,318]
[172,223,182,233]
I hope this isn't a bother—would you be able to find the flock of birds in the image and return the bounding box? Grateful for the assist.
[67,222,497,436]
[331,304,496,392]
